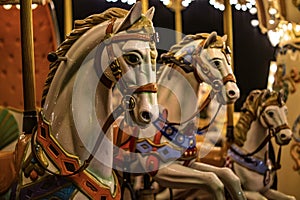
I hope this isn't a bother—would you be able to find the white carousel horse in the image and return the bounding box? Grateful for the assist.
[227,89,296,200]
[0,2,159,199]
[123,32,245,200]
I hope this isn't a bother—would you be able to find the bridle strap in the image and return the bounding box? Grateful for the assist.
[124,82,158,94]
[245,133,272,157]
[274,123,289,133]
[33,104,125,178]
[244,122,289,158]
[103,18,158,95]
[86,105,125,164]
[223,73,236,84]
[166,90,217,130]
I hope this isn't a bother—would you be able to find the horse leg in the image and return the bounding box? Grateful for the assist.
[133,175,143,191]
[156,188,213,200]
[244,191,268,200]
[153,163,226,200]
[189,161,246,200]
[261,189,296,200]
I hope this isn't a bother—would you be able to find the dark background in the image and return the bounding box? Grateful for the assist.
[52,0,275,110]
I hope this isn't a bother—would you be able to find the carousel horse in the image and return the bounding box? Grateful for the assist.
[117,32,245,200]
[227,89,295,200]
[0,2,160,199]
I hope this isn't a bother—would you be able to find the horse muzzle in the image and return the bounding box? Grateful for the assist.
[224,81,240,104]
[274,128,292,145]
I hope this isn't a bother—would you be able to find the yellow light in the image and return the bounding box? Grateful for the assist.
[269,19,275,25]
[251,19,259,27]
[3,4,12,10]
[268,7,277,15]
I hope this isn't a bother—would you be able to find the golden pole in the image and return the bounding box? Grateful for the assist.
[140,0,149,14]
[20,0,37,133]
[223,0,235,143]
[174,0,183,43]
[64,0,72,38]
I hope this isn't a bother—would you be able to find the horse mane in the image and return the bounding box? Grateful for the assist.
[161,33,224,60]
[234,89,285,146]
[41,8,128,106]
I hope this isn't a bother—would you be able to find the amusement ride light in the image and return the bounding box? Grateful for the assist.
[105,0,195,8]
[210,0,256,12]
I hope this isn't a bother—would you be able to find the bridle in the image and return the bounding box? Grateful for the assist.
[101,18,158,96]
[31,17,159,178]
[230,99,290,186]
[159,37,236,131]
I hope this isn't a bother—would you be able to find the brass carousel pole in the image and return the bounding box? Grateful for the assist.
[20,0,37,134]
[64,0,72,37]
[174,0,183,43]
[223,0,235,144]
[165,0,184,43]
[140,0,149,14]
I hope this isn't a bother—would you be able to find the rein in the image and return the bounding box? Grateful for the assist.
[30,104,124,199]
[159,36,237,131]
[229,110,290,185]
[28,17,160,199]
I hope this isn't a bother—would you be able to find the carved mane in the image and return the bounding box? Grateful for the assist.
[234,89,285,146]
[41,8,128,106]
[161,32,225,60]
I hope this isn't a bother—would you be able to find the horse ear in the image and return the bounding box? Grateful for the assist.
[278,89,286,104]
[262,89,271,101]
[204,31,217,48]
[221,35,227,43]
[145,7,155,20]
[116,1,142,33]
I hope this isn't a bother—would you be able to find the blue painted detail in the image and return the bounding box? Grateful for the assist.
[228,145,268,175]
[19,176,76,200]
[152,117,196,150]
[156,145,182,162]
[136,140,153,153]
[40,185,76,200]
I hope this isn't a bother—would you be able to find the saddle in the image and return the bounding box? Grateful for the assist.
[0,134,31,193]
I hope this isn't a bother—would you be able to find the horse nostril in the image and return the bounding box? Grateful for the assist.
[140,111,152,123]
[228,90,236,97]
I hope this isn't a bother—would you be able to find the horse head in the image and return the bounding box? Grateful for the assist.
[164,31,240,105]
[257,89,292,145]
[96,3,159,127]
[194,32,239,104]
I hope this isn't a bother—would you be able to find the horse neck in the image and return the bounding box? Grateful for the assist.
[44,79,114,181]
[86,82,114,180]
[242,119,268,159]
[157,64,200,126]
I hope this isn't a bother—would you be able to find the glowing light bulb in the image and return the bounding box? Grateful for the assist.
[3,4,12,10]
[249,7,257,15]
[268,8,277,15]
[251,19,259,27]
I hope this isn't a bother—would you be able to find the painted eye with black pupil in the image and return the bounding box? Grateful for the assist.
[124,53,140,65]
[267,111,274,118]
[213,60,221,68]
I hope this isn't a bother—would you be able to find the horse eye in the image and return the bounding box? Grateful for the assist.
[124,53,140,65]
[212,60,221,68]
[267,111,274,117]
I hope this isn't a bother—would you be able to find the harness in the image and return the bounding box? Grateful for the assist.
[228,100,289,186]
[20,17,159,200]
[117,36,237,174]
